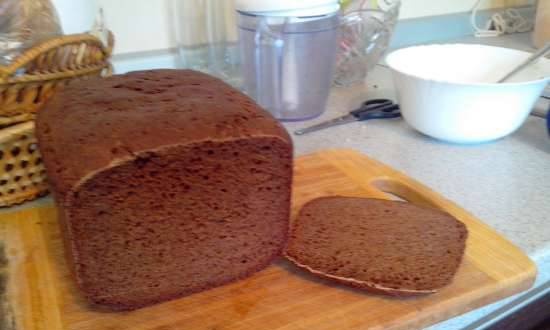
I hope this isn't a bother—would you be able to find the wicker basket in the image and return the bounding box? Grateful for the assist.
[0,32,113,206]
[0,121,47,206]
[0,32,113,126]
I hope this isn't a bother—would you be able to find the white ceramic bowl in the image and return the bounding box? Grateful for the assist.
[386,44,550,143]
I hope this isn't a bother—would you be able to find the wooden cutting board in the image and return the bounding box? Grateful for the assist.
[0,149,536,330]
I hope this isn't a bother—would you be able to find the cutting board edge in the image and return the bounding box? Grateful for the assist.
[394,276,537,330]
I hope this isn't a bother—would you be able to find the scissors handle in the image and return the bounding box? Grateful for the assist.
[350,99,393,116]
[350,99,401,121]
[355,104,401,120]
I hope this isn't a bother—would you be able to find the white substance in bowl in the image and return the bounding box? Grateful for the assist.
[385,44,550,143]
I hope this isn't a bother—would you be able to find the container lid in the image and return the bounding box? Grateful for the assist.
[235,0,340,17]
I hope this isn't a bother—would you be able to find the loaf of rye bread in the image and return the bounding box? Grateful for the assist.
[285,197,468,296]
[35,69,293,310]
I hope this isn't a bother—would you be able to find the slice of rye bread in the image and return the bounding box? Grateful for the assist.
[285,196,468,296]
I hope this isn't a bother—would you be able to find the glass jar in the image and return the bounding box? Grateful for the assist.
[174,0,241,88]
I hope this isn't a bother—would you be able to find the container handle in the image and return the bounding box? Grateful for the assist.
[254,18,285,116]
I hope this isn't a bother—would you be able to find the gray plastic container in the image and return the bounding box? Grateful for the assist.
[238,12,339,121]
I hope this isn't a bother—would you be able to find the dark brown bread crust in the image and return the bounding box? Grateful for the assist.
[36,69,291,198]
[285,197,468,297]
[36,70,293,310]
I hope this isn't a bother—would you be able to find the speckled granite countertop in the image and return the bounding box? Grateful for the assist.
[283,33,550,329]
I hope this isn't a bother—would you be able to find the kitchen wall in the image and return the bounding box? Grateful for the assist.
[400,0,530,19]
[96,0,532,56]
